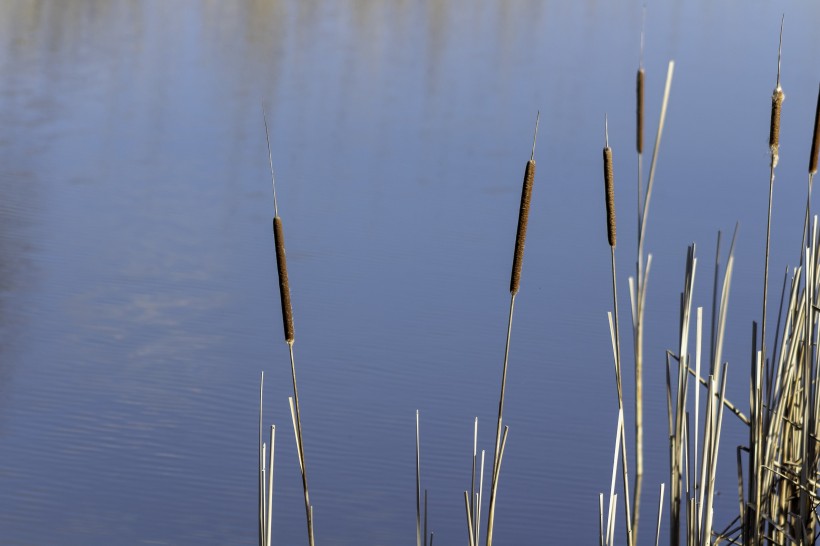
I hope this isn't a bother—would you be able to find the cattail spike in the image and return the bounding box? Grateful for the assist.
[510,159,535,294]
[604,124,617,248]
[637,69,645,154]
[273,216,295,343]
[810,83,820,175]
[770,88,785,164]
[769,17,785,166]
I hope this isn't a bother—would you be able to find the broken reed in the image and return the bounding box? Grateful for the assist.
[485,112,538,546]
[263,109,315,546]
[258,373,276,546]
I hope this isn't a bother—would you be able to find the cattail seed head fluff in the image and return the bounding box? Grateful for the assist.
[810,83,820,175]
[637,69,645,154]
[273,216,295,343]
[509,159,535,294]
[603,146,616,247]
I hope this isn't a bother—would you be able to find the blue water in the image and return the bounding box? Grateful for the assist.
[0,1,819,544]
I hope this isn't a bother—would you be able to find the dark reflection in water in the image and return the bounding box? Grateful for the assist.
[0,1,819,544]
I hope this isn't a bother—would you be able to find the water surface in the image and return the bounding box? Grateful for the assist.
[0,1,819,544]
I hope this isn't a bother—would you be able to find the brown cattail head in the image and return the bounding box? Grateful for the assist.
[810,83,820,175]
[509,159,535,294]
[272,216,295,343]
[637,69,645,154]
[603,147,616,247]
[769,86,785,166]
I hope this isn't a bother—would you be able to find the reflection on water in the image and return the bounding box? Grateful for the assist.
[0,1,819,544]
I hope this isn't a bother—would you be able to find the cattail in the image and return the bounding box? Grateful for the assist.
[637,69,645,154]
[508,112,539,295]
[273,216,295,343]
[509,159,535,294]
[604,142,617,247]
[769,19,785,166]
[769,86,784,164]
[810,83,820,175]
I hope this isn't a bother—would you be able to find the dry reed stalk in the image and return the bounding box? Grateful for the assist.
[464,419,485,546]
[424,489,429,546]
[485,426,508,546]
[259,372,265,546]
[416,410,421,546]
[266,424,275,546]
[256,375,277,546]
[654,484,665,546]
[477,450,485,546]
[263,109,315,546]
[659,237,737,546]
[605,409,624,546]
[631,59,675,539]
[469,418,477,545]
[666,244,697,546]
[464,491,475,546]
[485,112,539,546]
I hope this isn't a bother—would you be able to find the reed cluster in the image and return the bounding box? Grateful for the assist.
[251,15,820,546]
[603,18,820,546]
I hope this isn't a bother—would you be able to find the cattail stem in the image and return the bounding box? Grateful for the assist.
[486,295,515,546]
[288,344,315,546]
[259,372,265,546]
[487,114,539,546]
[263,115,313,545]
[761,19,785,380]
[416,410,421,546]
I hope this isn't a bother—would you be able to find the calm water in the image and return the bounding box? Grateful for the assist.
[1,1,819,544]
